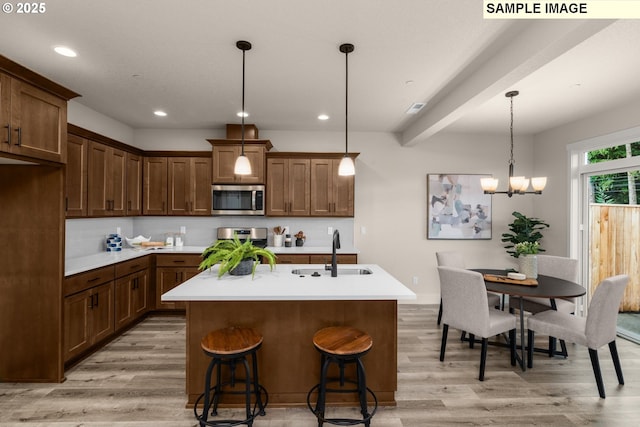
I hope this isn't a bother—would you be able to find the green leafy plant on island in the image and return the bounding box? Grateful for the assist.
[501,211,549,258]
[199,233,277,278]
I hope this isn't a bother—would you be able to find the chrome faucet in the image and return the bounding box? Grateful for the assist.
[331,229,341,277]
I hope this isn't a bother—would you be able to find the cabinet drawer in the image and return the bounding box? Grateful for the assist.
[115,256,150,278]
[155,254,202,267]
[64,265,115,296]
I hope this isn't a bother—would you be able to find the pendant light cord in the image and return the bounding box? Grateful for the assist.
[241,47,246,156]
[509,93,514,166]
[344,47,349,156]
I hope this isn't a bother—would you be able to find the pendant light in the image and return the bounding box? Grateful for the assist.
[481,90,547,197]
[234,40,252,175]
[338,43,355,176]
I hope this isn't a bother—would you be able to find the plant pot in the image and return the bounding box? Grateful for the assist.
[295,238,304,247]
[518,254,538,279]
[229,259,254,276]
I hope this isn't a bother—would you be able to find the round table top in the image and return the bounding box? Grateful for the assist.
[472,268,586,299]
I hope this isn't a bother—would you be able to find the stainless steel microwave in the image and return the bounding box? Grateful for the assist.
[211,184,265,216]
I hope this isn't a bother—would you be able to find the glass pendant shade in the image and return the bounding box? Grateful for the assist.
[509,176,525,191]
[531,177,547,192]
[338,155,355,176]
[480,177,499,192]
[234,155,252,175]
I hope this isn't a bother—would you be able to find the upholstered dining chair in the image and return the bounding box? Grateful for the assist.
[509,255,578,357]
[438,266,517,381]
[527,274,629,398]
[436,251,501,325]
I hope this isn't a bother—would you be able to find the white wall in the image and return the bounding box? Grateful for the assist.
[68,100,135,145]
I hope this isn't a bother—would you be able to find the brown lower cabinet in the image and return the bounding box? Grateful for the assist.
[63,281,114,363]
[114,267,149,332]
[155,254,202,310]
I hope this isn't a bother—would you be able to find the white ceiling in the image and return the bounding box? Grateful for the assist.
[1,1,637,145]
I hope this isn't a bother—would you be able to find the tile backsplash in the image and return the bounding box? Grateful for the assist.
[66,216,354,259]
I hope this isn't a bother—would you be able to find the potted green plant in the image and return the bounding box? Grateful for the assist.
[199,234,277,278]
[501,211,549,258]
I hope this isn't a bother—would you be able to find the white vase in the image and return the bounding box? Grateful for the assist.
[518,254,538,279]
[273,234,283,247]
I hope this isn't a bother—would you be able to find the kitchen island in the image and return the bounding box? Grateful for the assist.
[162,263,415,407]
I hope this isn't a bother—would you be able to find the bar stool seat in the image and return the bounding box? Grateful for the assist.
[194,326,268,427]
[307,326,378,426]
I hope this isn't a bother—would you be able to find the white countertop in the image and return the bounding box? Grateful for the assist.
[161,264,416,301]
[65,246,358,277]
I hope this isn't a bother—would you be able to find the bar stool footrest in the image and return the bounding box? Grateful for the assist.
[306,383,378,426]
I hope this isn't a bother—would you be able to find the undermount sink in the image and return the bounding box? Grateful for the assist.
[291,268,373,276]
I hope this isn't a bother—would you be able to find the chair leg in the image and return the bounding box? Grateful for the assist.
[609,341,624,385]
[559,340,568,358]
[437,299,443,325]
[509,329,516,366]
[469,334,475,349]
[460,331,466,341]
[527,329,534,369]
[548,337,556,357]
[588,348,606,398]
[479,338,488,381]
[439,324,449,361]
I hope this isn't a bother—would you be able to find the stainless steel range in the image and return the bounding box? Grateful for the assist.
[217,227,268,248]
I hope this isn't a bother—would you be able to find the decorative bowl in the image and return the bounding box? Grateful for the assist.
[125,235,151,247]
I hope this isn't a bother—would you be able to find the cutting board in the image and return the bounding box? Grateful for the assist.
[483,274,538,286]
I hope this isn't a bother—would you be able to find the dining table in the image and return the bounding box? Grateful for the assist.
[472,268,586,371]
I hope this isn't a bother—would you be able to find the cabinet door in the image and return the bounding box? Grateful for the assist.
[114,275,133,331]
[0,73,11,154]
[191,157,212,215]
[9,78,66,163]
[309,254,358,265]
[156,269,182,310]
[91,282,114,344]
[132,270,149,317]
[266,158,288,215]
[143,157,167,215]
[212,145,238,184]
[109,148,126,216]
[310,158,354,217]
[289,158,311,215]
[126,152,142,215]
[168,157,190,215]
[66,134,88,217]
[87,141,109,216]
[242,145,265,183]
[63,290,91,361]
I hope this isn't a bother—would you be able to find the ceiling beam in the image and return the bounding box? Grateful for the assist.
[400,19,616,146]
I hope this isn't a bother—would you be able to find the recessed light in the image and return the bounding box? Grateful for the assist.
[237,111,249,118]
[318,114,329,121]
[54,46,77,57]
[154,110,167,117]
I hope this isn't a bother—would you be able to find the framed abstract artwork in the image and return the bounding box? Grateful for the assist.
[427,174,492,240]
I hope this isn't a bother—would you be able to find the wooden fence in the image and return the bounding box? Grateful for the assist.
[590,204,640,311]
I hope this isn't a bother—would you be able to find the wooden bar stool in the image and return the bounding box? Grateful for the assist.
[194,326,268,427]
[307,326,378,426]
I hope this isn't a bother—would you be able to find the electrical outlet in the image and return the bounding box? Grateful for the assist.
[180,226,186,234]
[412,276,419,285]
[361,226,367,235]
[116,227,121,236]
[328,226,333,235]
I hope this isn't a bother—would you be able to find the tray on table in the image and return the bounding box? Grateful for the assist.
[483,274,538,286]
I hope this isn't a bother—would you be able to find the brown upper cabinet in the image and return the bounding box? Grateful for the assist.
[0,69,75,164]
[143,156,168,215]
[144,154,212,216]
[87,141,126,216]
[126,152,142,215]
[266,153,356,217]
[266,156,310,216]
[168,156,212,215]
[208,139,272,184]
[65,134,88,217]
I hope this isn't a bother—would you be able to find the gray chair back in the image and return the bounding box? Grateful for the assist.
[438,266,489,337]
[436,251,465,268]
[586,275,629,349]
[537,255,578,283]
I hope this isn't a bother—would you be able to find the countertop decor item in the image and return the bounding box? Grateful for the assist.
[480,91,547,197]
[124,235,151,247]
[199,233,276,278]
[294,230,306,247]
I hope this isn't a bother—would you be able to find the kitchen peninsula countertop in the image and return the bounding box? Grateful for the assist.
[65,245,359,277]
[162,264,416,301]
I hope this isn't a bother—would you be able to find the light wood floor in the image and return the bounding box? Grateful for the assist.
[2,305,640,426]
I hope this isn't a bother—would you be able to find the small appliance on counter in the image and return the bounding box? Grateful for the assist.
[217,227,268,248]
